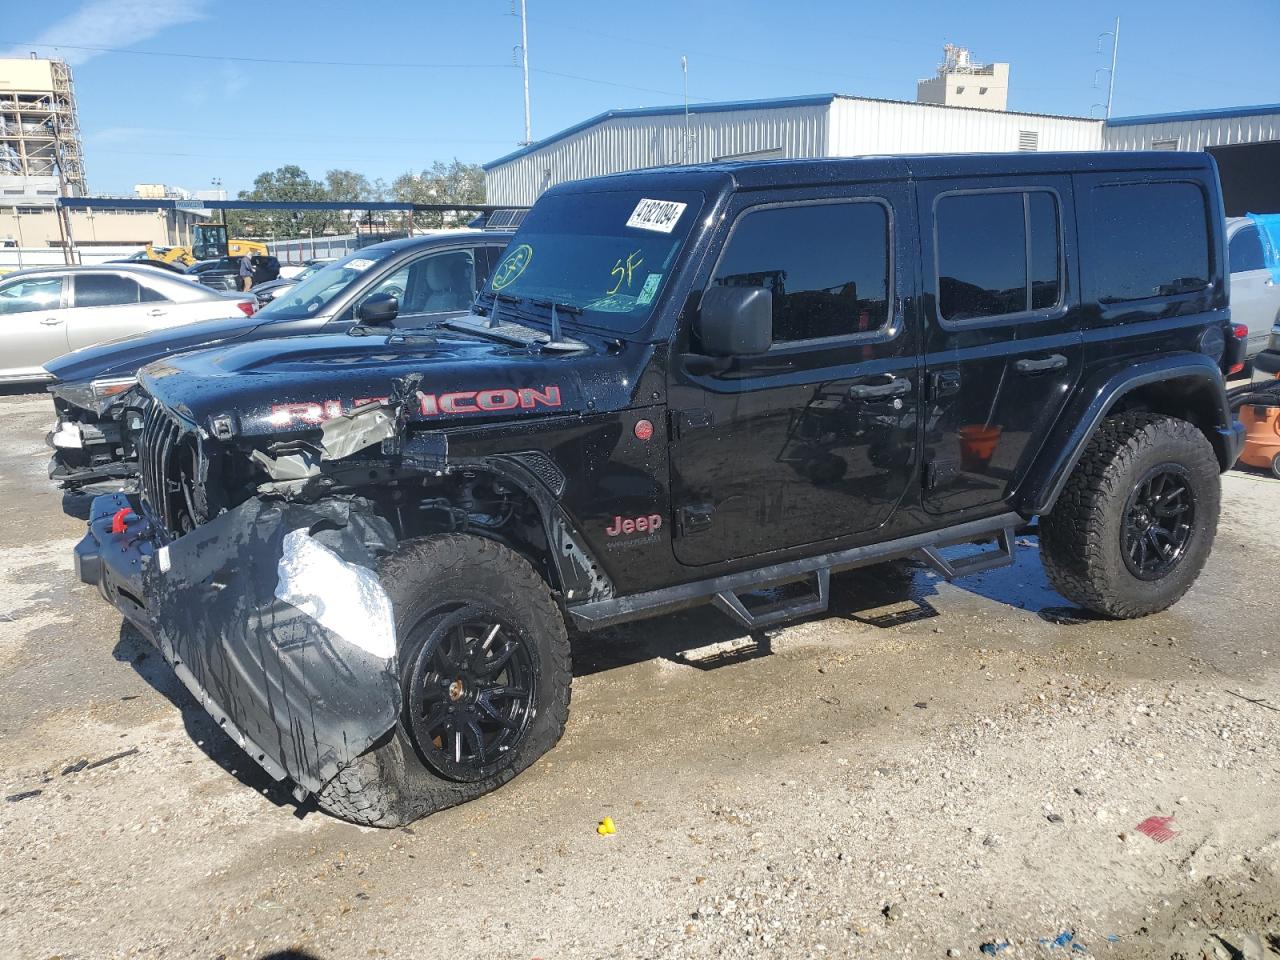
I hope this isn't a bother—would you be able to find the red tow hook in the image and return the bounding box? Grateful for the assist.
[110,507,136,535]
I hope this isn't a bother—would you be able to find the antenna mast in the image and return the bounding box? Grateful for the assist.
[519,0,532,144]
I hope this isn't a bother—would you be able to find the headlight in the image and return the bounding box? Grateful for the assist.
[91,376,138,402]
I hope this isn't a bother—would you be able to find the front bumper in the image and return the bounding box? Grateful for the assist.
[76,493,402,797]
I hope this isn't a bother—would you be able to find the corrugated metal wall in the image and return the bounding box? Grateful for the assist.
[1101,112,1280,151]
[485,103,830,205]
[828,97,1103,154]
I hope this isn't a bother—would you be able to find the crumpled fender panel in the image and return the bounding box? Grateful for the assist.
[142,496,400,796]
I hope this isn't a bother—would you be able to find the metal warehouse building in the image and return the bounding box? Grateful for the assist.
[484,95,1280,216]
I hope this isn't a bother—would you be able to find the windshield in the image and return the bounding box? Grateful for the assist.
[481,189,703,334]
[254,248,392,321]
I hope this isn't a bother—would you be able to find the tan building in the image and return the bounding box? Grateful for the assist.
[916,44,1010,112]
[0,56,86,200]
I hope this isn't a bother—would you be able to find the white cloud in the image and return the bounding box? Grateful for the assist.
[3,0,210,65]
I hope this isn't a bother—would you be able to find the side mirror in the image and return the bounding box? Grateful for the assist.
[696,286,772,356]
[358,292,399,325]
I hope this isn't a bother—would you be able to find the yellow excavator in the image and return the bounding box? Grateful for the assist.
[136,225,268,268]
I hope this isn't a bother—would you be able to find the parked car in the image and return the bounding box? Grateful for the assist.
[185,254,279,291]
[251,258,336,306]
[46,231,512,489]
[1226,216,1280,360]
[277,257,336,281]
[0,264,254,384]
[73,152,1242,827]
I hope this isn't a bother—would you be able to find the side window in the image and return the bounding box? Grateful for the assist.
[1229,226,1266,273]
[360,250,476,319]
[75,274,144,308]
[935,190,1061,323]
[1091,181,1209,302]
[137,283,168,303]
[0,275,63,315]
[711,201,891,343]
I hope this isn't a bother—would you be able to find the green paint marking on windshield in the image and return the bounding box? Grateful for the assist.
[606,249,644,295]
[492,243,533,291]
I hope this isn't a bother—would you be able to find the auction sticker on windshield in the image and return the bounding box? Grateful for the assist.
[626,199,688,234]
[636,272,662,305]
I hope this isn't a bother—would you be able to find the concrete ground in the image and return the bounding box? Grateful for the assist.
[1,386,1277,960]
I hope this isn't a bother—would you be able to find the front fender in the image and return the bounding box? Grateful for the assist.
[1020,352,1241,515]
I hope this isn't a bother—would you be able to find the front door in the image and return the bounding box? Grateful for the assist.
[0,273,70,377]
[668,185,920,567]
[917,176,1083,515]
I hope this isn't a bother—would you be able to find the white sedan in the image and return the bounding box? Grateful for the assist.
[0,264,257,383]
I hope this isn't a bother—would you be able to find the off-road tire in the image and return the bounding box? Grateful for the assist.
[315,534,571,827]
[1039,413,1220,619]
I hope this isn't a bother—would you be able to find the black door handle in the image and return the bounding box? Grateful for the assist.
[849,377,912,400]
[1014,354,1068,374]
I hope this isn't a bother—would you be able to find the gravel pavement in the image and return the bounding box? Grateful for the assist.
[1,388,1277,960]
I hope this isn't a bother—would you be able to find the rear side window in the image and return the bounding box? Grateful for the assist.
[1091,182,1209,302]
[711,200,891,343]
[75,274,145,308]
[935,189,1061,323]
[1229,225,1266,273]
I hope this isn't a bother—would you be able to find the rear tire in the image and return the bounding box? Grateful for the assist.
[1039,413,1220,619]
[315,534,571,827]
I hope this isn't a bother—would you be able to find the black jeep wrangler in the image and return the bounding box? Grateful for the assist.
[74,152,1244,826]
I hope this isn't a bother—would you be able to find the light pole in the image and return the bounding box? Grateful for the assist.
[1095,17,1120,119]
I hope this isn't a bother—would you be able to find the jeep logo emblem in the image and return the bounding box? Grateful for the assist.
[606,514,663,537]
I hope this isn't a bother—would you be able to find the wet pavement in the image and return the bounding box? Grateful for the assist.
[1,387,1278,959]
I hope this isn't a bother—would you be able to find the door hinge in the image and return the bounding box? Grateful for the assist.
[669,408,713,440]
[677,503,714,536]
[925,459,959,491]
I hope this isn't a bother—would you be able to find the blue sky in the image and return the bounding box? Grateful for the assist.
[4,0,1277,196]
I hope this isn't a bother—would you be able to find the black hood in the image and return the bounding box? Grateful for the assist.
[46,314,273,385]
[139,326,643,439]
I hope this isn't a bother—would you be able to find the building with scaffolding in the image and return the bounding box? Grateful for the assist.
[0,56,86,201]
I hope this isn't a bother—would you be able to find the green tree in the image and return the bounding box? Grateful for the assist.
[389,160,486,228]
[228,164,331,239]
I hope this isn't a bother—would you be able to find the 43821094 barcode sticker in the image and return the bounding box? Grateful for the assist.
[626,199,688,233]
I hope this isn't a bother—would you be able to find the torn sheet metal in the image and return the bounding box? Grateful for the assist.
[142,496,400,795]
[275,528,396,660]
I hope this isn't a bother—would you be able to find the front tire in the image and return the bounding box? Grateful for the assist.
[316,534,571,826]
[1039,413,1220,619]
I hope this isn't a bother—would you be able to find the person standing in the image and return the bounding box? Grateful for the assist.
[239,252,254,291]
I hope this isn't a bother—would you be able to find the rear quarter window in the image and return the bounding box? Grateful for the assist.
[1090,181,1210,302]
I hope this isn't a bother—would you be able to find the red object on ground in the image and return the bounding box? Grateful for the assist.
[1135,815,1179,843]
[110,508,134,535]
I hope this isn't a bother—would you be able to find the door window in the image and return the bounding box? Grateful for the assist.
[935,190,1062,322]
[357,250,477,321]
[1090,182,1209,302]
[75,274,147,308]
[710,201,891,343]
[0,275,63,315]
[1229,225,1266,273]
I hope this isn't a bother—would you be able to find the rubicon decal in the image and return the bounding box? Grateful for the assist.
[606,513,663,537]
[418,385,561,416]
[267,386,562,427]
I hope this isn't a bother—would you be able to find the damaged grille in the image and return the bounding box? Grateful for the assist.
[138,401,189,535]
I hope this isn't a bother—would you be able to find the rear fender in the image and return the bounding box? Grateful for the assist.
[1021,352,1237,515]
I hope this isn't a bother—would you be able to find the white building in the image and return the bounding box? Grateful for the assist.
[484,96,1280,216]
[484,94,1100,206]
[917,44,1010,112]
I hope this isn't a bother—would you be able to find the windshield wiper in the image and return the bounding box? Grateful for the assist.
[529,299,589,353]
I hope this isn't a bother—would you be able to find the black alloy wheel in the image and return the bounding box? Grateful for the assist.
[1121,463,1197,580]
[405,613,536,782]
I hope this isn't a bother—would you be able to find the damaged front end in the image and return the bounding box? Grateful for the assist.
[47,380,146,491]
[74,392,415,799]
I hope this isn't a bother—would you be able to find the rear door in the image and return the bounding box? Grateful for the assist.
[1227,222,1276,357]
[0,274,70,376]
[667,183,920,566]
[66,272,168,350]
[918,175,1082,514]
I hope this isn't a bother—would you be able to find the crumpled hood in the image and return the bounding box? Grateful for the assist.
[138,328,624,438]
[46,314,270,385]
